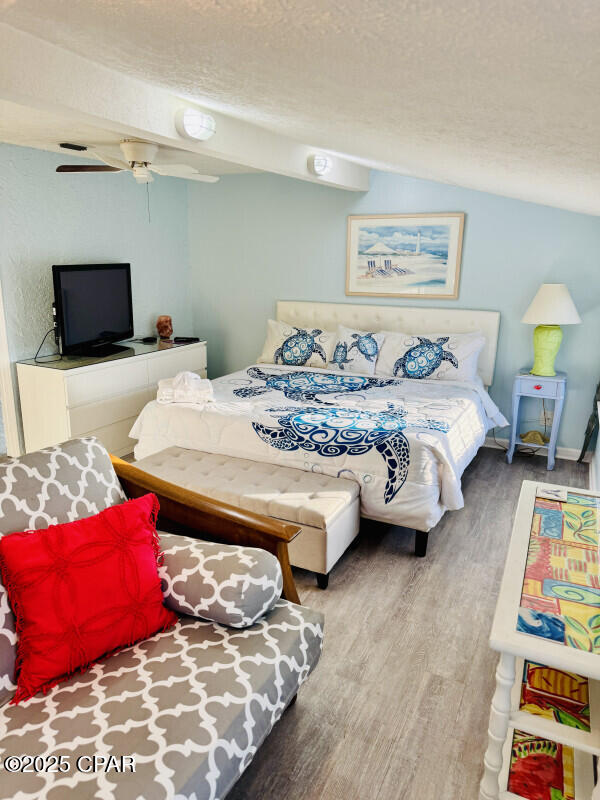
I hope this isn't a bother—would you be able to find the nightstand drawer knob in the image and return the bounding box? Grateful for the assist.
[534,384,542,390]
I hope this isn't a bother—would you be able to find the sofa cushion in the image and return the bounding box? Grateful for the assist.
[0,600,324,800]
[159,531,282,628]
[0,494,177,704]
[0,437,126,707]
[135,447,360,530]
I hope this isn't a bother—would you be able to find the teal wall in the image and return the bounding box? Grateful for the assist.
[0,143,190,449]
[188,171,600,451]
[2,144,598,454]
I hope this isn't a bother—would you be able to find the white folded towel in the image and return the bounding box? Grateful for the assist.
[157,371,214,406]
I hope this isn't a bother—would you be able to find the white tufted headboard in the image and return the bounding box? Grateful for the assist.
[276,300,500,387]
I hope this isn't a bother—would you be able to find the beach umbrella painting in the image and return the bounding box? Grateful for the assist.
[364,241,398,270]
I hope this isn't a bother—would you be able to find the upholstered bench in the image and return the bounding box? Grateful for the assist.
[134,446,361,588]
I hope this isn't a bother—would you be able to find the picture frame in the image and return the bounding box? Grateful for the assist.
[346,212,465,299]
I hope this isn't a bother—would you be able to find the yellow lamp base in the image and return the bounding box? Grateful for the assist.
[531,324,562,377]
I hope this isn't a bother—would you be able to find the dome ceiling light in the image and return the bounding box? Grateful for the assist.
[307,153,332,177]
[175,108,217,141]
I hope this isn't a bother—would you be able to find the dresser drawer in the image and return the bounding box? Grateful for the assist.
[18,342,208,455]
[147,345,207,385]
[516,376,559,398]
[65,360,148,407]
[69,388,154,436]
[78,416,140,457]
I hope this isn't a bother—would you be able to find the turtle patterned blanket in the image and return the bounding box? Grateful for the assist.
[130,365,507,532]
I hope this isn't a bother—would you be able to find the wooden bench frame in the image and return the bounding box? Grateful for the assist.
[110,455,302,605]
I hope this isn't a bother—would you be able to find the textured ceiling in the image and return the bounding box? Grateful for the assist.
[1,0,599,213]
[0,99,256,174]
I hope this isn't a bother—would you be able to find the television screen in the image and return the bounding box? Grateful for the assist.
[53,264,133,354]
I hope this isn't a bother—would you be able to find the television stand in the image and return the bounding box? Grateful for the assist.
[79,343,132,358]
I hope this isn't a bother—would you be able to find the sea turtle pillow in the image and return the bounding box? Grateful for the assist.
[327,326,386,376]
[257,319,335,368]
[376,331,486,382]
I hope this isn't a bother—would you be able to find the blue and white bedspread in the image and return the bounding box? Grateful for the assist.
[130,365,508,532]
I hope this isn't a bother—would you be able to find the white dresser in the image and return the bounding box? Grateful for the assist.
[17,341,207,455]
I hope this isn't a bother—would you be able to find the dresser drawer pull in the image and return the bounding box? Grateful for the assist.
[534,384,542,390]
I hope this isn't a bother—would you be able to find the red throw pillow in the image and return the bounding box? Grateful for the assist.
[0,493,178,704]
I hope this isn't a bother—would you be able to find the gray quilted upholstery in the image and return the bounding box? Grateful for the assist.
[159,531,283,628]
[0,438,125,707]
[0,438,325,800]
[0,601,324,800]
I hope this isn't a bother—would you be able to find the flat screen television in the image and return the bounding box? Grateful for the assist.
[52,264,133,356]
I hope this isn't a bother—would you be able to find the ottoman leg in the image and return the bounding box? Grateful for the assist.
[316,572,330,590]
[415,530,429,557]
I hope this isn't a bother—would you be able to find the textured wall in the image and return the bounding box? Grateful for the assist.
[189,171,600,451]
[0,143,191,449]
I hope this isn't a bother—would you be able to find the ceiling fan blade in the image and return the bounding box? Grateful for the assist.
[149,164,219,182]
[94,152,131,170]
[56,165,122,172]
[187,174,220,183]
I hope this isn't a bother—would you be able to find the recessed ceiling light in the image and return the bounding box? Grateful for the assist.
[307,153,332,177]
[175,108,217,141]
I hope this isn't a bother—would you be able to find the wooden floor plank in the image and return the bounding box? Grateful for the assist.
[226,449,589,800]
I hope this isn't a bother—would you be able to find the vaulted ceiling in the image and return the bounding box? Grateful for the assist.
[1,0,598,214]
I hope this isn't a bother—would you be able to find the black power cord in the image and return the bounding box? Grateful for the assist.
[34,328,62,364]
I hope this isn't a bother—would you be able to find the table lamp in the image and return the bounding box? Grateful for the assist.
[521,283,581,376]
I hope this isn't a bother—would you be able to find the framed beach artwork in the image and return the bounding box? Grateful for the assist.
[346,212,465,299]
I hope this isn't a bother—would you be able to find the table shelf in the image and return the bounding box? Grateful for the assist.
[498,724,595,800]
[508,657,600,755]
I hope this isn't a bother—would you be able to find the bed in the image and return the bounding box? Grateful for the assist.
[130,301,507,538]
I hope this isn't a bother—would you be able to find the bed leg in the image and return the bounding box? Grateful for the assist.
[414,530,429,558]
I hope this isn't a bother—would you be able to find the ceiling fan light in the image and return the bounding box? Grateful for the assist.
[307,153,332,177]
[175,108,217,141]
[133,166,153,184]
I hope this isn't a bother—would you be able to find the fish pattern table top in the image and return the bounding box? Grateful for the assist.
[517,493,600,653]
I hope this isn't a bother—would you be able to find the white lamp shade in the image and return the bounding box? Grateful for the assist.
[521,283,581,325]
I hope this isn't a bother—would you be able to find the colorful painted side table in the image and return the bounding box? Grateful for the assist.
[507,369,566,470]
[480,480,600,800]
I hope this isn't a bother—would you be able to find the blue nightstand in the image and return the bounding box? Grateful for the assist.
[506,368,566,470]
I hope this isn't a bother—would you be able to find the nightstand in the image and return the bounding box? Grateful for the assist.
[506,368,566,470]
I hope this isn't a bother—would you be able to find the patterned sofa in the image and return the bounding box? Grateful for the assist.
[0,438,324,800]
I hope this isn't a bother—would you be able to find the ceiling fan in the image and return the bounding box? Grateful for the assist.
[56,140,219,184]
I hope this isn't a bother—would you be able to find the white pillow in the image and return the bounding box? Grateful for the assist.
[376,331,486,382]
[328,325,386,376]
[257,319,335,368]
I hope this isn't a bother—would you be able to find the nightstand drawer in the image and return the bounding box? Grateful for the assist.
[516,376,559,398]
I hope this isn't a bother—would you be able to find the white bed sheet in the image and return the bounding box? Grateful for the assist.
[130,365,508,532]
